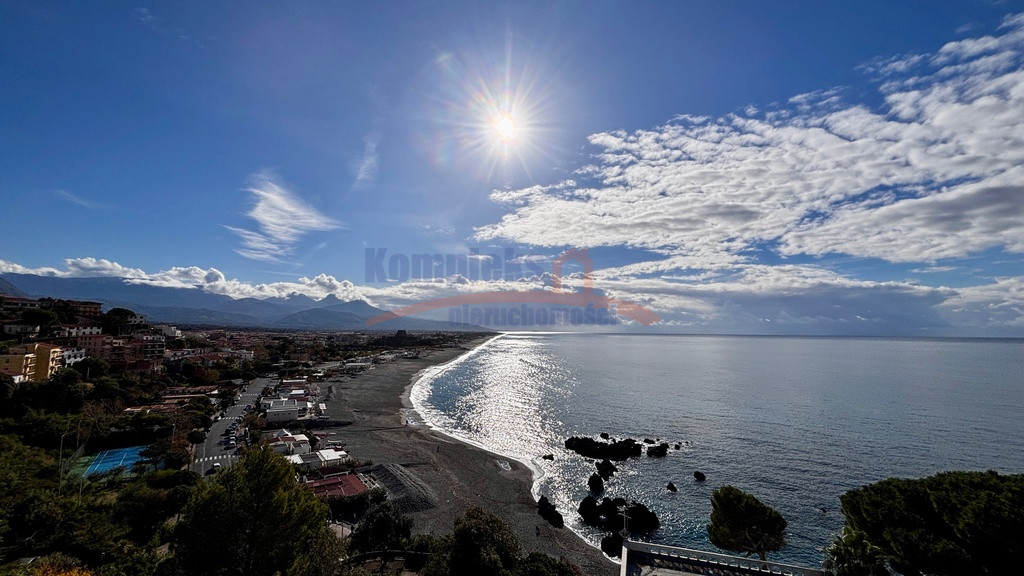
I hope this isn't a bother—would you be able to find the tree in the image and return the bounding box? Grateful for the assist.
[422,507,522,576]
[185,430,206,445]
[170,447,336,576]
[833,471,1024,576]
[347,500,411,554]
[707,485,786,561]
[824,527,890,576]
[101,309,137,337]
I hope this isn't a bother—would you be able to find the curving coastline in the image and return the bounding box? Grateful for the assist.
[321,334,616,576]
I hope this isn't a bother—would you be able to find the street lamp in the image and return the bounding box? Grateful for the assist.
[58,431,70,496]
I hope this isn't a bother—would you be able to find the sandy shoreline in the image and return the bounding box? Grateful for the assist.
[320,336,616,576]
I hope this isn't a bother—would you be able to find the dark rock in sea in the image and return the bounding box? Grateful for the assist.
[674,443,681,450]
[542,453,554,461]
[601,532,624,558]
[600,432,610,440]
[578,495,600,525]
[577,496,660,534]
[666,482,677,492]
[565,436,643,461]
[647,442,669,457]
[588,472,605,493]
[693,470,706,482]
[643,438,655,444]
[596,459,618,480]
[537,495,564,528]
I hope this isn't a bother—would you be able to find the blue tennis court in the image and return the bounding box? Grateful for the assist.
[85,445,148,476]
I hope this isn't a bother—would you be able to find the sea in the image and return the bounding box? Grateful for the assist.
[410,333,1024,567]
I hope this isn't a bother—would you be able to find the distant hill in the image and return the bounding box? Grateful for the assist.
[0,273,483,332]
[0,277,28,298]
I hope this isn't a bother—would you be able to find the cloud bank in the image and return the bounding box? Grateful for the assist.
[476,14,1024,267]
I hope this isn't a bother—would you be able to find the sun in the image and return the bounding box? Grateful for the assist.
[493,114,517,141]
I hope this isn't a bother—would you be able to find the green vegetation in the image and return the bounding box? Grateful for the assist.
[169,447,341,576]
[827,470,1024,576]
[707,485,787,561]
[419,507,575,576]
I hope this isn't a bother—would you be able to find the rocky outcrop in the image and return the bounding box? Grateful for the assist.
[595,459,618,480]
[541,453,554,461]
[588,472,605,493]
[693,470,706,482]
[537,495,564,528]
[601,532,624,558]
[666,481,677,492]
[647,442,669,457]
[565,436,643,460]
[577,496,660,534]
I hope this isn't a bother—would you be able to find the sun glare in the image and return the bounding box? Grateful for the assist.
[494,114,517,141]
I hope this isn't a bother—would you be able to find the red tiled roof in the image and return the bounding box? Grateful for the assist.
[306,474,367,498]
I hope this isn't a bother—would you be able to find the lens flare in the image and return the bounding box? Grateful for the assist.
[424,33,563,185]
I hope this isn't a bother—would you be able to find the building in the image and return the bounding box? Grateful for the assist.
[9,343,62,381]
[0,352,36,381]
[57,325,103,338]
[286,448,349,469]
[77,333,112,358]
[131,334,165,359]
[305,474,368,499]
[61,347,87,367]
[38,298,103,322]
[0,369,27,385]
[618,540,827,576]
[0,297,41,315]
[268,432,312,455]
[155,325,182,338]
[3,324,41,337]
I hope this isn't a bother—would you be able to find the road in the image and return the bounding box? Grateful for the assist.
[191,376,272,474]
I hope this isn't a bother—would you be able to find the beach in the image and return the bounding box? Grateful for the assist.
[320,337,616,576]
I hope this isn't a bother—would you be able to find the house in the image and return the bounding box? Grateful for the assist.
[268,433,311,455]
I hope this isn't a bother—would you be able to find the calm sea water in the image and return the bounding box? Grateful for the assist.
[410,333,1024,566]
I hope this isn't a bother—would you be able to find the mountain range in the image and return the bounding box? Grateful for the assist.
[0,273,482,332]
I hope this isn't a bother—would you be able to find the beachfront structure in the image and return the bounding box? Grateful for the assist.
[264,398,312,422]
[619,540,827,576]
[286,448,349,469]
[305,473,368,498]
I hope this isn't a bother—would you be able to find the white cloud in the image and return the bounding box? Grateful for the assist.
[56,190,101,209]
[229,172,342,262]
[353,131,380,188]
[475,13,1024,272]
[0,258,144,278]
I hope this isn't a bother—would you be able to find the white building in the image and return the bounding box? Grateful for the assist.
[286,448,349,469]
[61,347,87,367]
[156,325,182,338]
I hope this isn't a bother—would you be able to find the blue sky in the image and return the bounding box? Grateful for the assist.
[2,1,1024,336]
